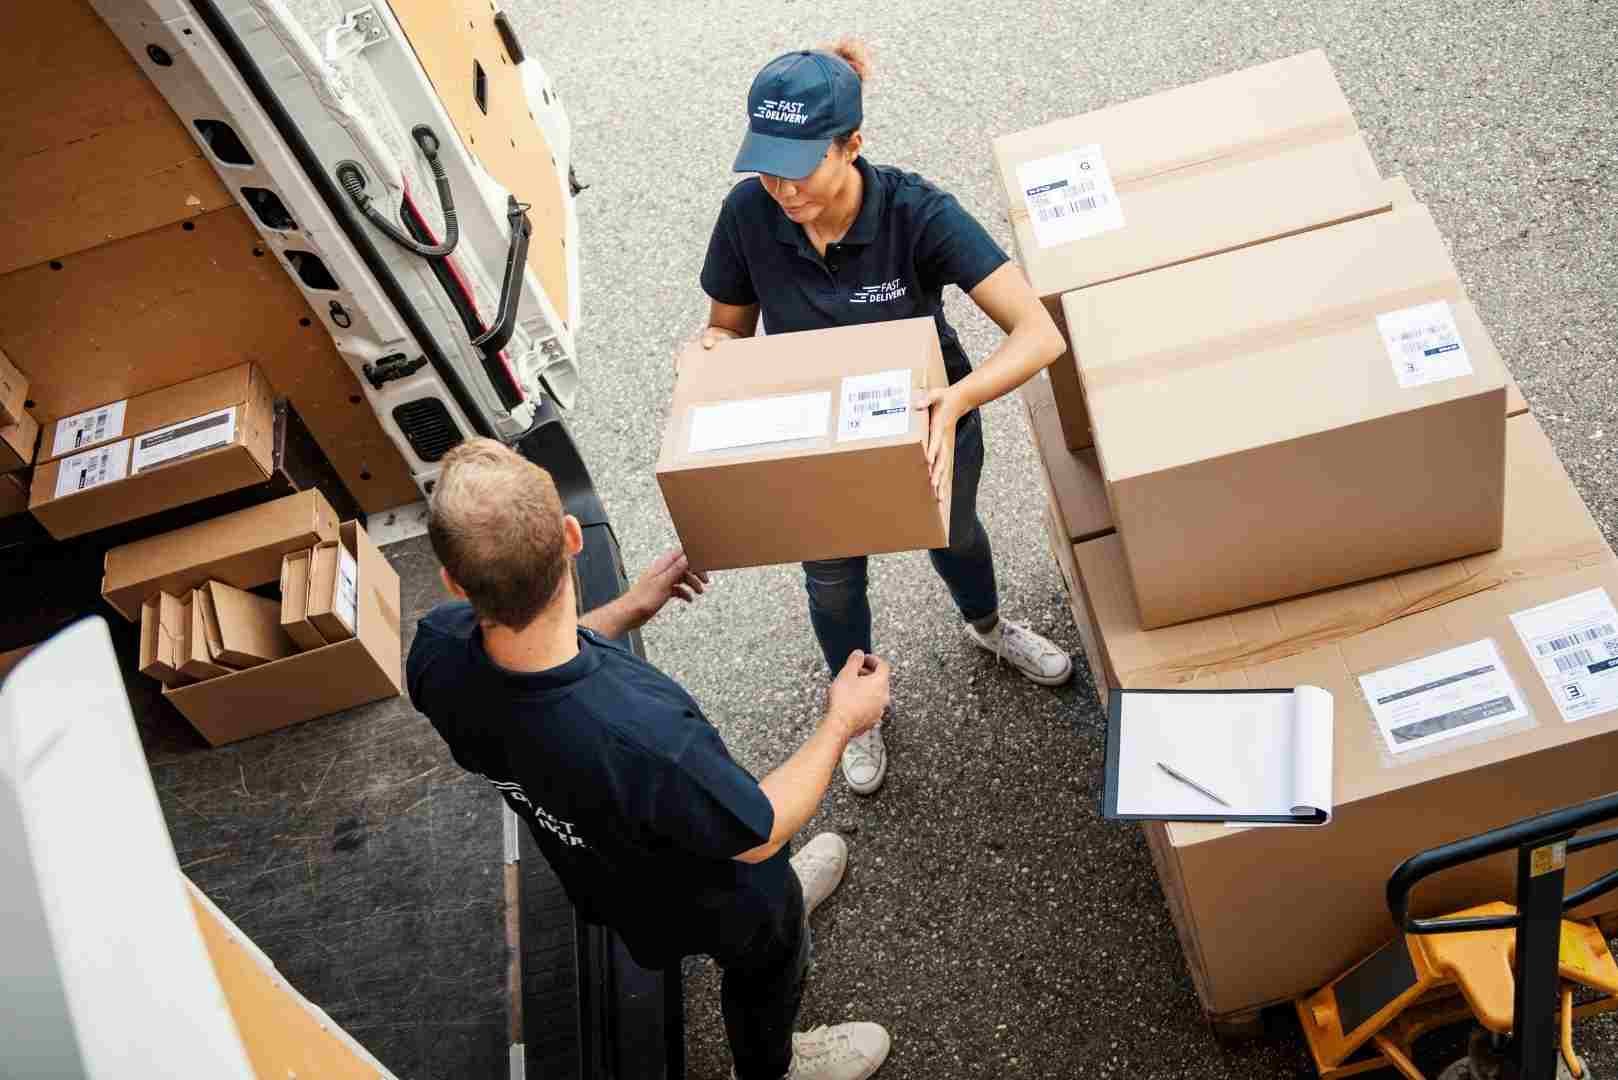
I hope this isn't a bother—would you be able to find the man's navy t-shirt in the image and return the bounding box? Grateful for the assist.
[701,156,1011,384]
[407,603,791,968]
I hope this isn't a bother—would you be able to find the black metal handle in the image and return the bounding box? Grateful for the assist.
[1387,790,1618,935]
[470,196,532,355]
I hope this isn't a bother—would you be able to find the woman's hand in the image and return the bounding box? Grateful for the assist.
[699,326,743,349]
[915,386,964,500]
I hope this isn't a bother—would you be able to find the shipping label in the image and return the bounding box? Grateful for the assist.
[335,546,359,633]
[131,407,236,474]
[1510,588,1618,723]
[53,439,131,499]
[836,369,912,442]
[1016,144,1126,248]
[1377,301,1474,389]
[1359,637,1529,755]
[51,400,128,457]
[687,391,831,454]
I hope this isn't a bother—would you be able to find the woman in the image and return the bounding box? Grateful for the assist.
[698,39,1071,797]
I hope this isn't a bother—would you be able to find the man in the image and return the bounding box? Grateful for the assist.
[407,439,893,1080]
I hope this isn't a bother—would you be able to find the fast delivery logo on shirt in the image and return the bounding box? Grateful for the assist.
[486,775,588,848]
[754,99,808,124]
[850,278,908,304]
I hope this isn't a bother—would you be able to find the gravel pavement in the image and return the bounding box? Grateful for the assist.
[505,3,1617,1076]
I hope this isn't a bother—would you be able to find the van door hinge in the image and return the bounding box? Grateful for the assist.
[324,5,389,62]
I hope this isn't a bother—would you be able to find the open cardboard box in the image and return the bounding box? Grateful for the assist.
[162,520,400,745]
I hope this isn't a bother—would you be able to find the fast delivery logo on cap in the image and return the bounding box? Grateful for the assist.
[755,99,810,124]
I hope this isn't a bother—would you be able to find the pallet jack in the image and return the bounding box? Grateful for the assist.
[1297,791,1618,1079]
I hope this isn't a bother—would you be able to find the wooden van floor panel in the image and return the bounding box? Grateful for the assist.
[0,207,418,512]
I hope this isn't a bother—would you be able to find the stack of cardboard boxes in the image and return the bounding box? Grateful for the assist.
[998,52,1618,1024]
[117,490,401,745]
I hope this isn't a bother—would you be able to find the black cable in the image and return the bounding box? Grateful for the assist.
[336,126,459,258]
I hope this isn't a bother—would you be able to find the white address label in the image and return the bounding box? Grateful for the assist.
[51,400,128,458]
[54,439,131,499]
[334,545,359,633]
[1358,638,1528,755]
[1511,588,1618,723]
[1377,301,1473,389]
[687,391,831,454]
[131,407,236,474]
[1016,144,1126,249]
[836,369,911,442]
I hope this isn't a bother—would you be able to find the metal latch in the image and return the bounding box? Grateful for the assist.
[362,352,427,389]
[324,5,389,62]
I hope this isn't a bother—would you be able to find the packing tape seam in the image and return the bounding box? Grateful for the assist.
[1080,281,1466,394]
[1006,117,1365,226]
[1120,546,1617,686]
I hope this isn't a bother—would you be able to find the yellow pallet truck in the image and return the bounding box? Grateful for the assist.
[1297,792,1618,1079]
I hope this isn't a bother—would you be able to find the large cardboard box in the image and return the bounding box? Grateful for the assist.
[992,50,1390,449]
[0,347,27,430]
[1077,415,1618,1015]
[1,408,38,473]
[29,364,277,539]
[657,318,951,571]
[1067,206,1509,628]
[1020,373,1110,544]
[101,489,340,621]
[164,521,401,745]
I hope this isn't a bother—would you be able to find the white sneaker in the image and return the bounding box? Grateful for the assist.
[791,832,848,919]
[966,618,1073,686]
[786,1022,891,1079]
[840,727,886,795]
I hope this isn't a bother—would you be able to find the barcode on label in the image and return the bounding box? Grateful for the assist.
[852,389,897,402]
[1035,197,1104,223]
[1555,650,1597,674]
[1537,624,1616,655]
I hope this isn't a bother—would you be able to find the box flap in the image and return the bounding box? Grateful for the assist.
[341,521,402,692]
[205,581,294,667]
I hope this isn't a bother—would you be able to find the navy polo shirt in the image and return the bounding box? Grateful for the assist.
[701,156,1010,384]
[407,603,791,969]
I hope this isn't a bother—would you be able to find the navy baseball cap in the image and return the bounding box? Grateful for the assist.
[733,51,863,180]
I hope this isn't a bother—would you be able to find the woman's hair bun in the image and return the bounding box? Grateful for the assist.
[822,36,872,82]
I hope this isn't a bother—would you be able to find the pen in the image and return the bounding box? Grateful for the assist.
[1156,761,1231,808]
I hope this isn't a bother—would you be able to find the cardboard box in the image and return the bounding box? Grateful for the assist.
[993,51,1390,449]
[279,549,327,651]
[657,318,951,571]
[203,581,295,668]
[1020,373,1110,544]
[180,590,235,682]
[1,408,38,473]
[164,521,402,745]
[1067,205,1509,628]
[29,364,276,539]
[305,541,359,643]
[0,347,27,430]
[1076,415,1618,1015]
[101,489,340,622]
[138,592,190,686]
[0,472,28,519]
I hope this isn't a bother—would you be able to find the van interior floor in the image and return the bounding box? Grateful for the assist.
[2,528,538,1080]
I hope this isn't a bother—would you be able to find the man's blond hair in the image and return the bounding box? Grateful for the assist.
[428,438,568,629]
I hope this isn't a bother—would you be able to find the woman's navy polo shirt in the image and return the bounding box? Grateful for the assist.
[701,156,1010,384]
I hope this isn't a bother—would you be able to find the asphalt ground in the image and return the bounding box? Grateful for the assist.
[507,3,1618,1076]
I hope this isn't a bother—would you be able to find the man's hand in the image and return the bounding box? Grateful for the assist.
[915,387,962,500]
[628,548,709,621]
[827,650,890,740]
